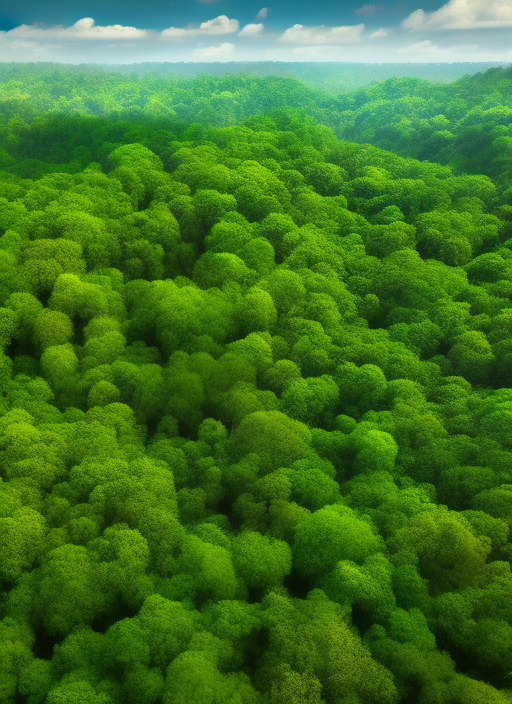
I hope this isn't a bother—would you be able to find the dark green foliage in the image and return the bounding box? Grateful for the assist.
[0,64,510,704]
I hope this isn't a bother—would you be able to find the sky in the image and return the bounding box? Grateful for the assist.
[1,0,512,64]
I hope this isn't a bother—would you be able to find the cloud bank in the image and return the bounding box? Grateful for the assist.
[370,28,388,37]
[193,42,235,59]
[0,8,510,63]
[239,23,264,37]
[279,23,365,44]
[403,0,512,30]
[4,17,149,40]
[161,16,239,40]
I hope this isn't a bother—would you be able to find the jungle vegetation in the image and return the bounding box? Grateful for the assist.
[0,64,511,704]
[2,60,508,91]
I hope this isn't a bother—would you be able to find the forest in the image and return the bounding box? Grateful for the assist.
[0,63,511,704]
[2,61,508,91]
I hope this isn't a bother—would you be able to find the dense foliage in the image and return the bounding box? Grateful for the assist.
[2,63,511,187]
[2,60,508,91]
[0,65,511,704]
[331,67,512,190]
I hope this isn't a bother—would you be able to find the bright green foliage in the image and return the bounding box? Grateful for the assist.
[40,344,79,398]
[45,681,111,704]
[449,331,495,384]
[293,505,384,579]
[0,503,46,582]
[18,657,55,704]
[177,534,239,601]
[388,509,490,593]
[227,411,314,473]
[121,667,164,704]
[258,590,398,704]
[193,189,238,233]
[262,359,302,395]
[130,595,196,670]
[32,310,73,351]
[0,65,510,704]
[0,618,34,703]
[32,544,107,636]
[321,553,396,620]
[281,375,338,425]
[163,651,261,704]
[285,460,341,511]
[351,426,399,475]
[203,599,261,651]
[260,269,306,315]
[267,664,325,704]
[232,531,291,591]
[336,362,386,412]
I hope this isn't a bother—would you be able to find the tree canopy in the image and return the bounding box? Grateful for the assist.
[0,62,510,704]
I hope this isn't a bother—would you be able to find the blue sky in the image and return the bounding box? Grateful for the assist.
[1,0,511,63]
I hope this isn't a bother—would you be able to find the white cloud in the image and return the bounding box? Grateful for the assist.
[370,27,388,37]
[256,8,268,19]
[6,40,38,49]
[193,42,235,59]
[402,0,512,30]
[197,15,239,34]
[4,39,58,53]
[399,39,436,51]
[279,23,365,44]
[239,23,264,36]
[161,15,238,40]
[402,10,428,30]
[355,4,386,14]
[398,38,480,58]
[160,27,192,39]
[4,17,149,40]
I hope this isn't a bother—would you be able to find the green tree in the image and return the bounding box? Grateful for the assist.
[164,651,261,704]
[388,508,490,593]
[281,375,338,426]
[227,411,314,474]
[33,544,106,636]
[448,330,494,385]
[293,505,384,579]
[45,681,111,704]
[232,531,291,591]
